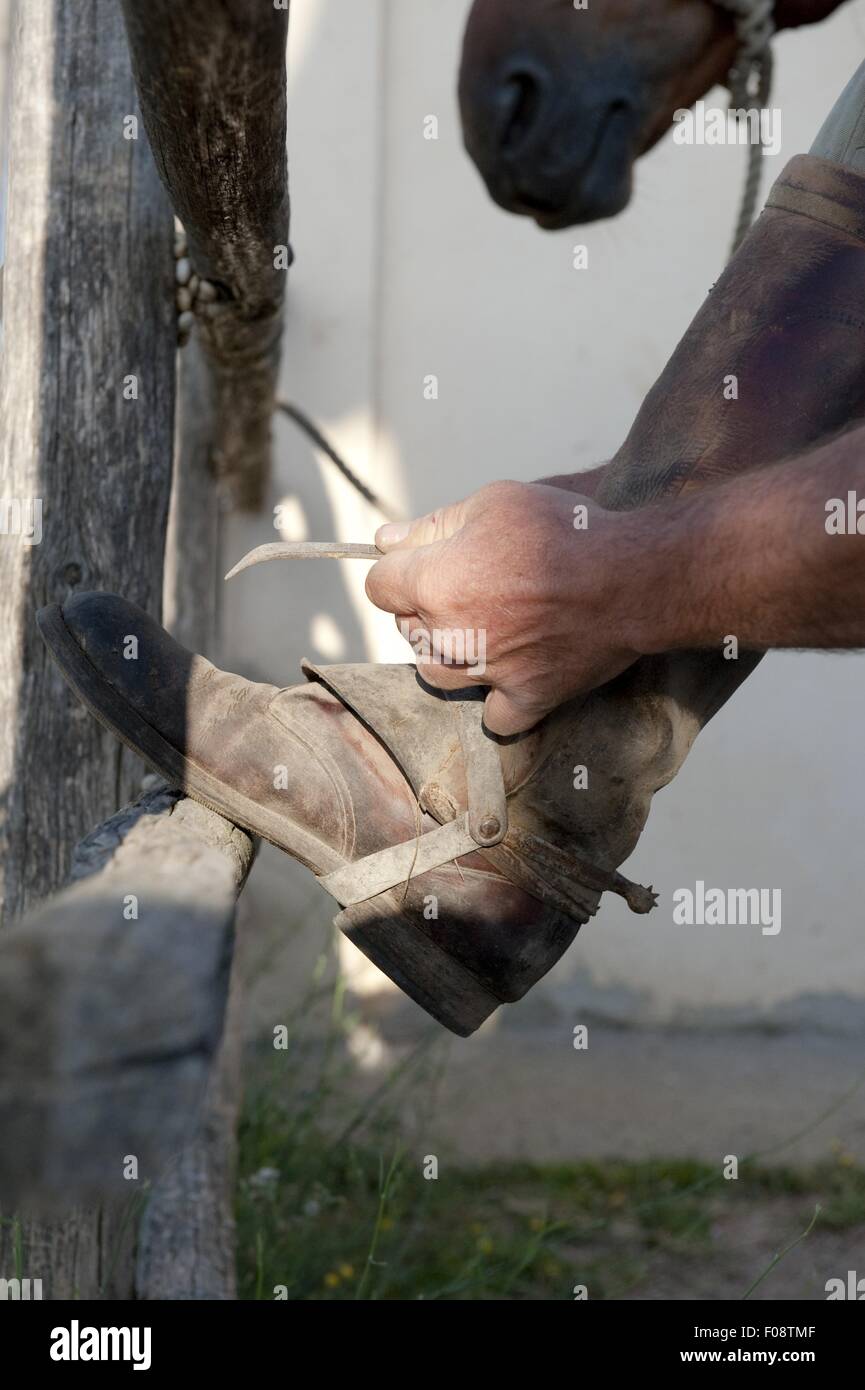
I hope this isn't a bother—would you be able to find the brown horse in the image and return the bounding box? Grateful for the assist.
[459,0,850,228]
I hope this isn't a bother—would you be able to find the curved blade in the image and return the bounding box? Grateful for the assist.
[225,541,380,581]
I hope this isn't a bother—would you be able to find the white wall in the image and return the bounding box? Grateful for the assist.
[224,0,865,1030]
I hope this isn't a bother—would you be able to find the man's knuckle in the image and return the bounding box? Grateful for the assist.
[480,479,525,509]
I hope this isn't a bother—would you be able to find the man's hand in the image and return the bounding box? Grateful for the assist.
[365,480,646,736]
[366,425,865,737]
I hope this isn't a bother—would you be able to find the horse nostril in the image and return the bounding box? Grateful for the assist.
[497,67,548,156]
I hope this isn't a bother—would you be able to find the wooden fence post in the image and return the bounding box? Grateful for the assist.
[0,0,291,1301]
[120,0,290,509]
[0,0,176,928]
[0,0,177,1300]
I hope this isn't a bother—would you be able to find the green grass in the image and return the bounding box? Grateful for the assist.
[235,1067,865,1301]
[236,947,865,1299]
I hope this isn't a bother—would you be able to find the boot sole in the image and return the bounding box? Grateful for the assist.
[37,602,500,1036]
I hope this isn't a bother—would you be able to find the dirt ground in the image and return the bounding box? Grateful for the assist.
[238,890,865,1299]
[237,994,865,1299]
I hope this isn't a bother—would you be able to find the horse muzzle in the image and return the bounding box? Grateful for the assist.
[459,55,639,228]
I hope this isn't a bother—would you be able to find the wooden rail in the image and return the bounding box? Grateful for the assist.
[0,787,254,1196]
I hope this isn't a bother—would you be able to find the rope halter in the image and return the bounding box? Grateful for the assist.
[712,0,777,256]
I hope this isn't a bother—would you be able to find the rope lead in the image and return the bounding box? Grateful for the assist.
[713,0,777,259]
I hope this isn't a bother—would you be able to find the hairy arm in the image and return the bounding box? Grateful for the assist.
[624,427,865,656]
[367,424,865,735]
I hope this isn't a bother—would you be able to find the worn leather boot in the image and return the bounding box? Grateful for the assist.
[38,135,865,1036]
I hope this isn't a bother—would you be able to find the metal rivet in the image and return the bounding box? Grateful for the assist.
[478,816,501,842]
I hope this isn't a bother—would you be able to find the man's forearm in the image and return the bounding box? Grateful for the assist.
[371,425,865,734]
[628,424,865,657]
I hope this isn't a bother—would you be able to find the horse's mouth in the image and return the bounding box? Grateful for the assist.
[508,102,636,229]
[510,189,571,225]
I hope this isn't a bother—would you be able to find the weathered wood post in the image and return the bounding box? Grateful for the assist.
[0,0,288,1299]
[120,0,291,510]
[0,0,176,928]
[0,0,177,1299]
[116,0,292,1294]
